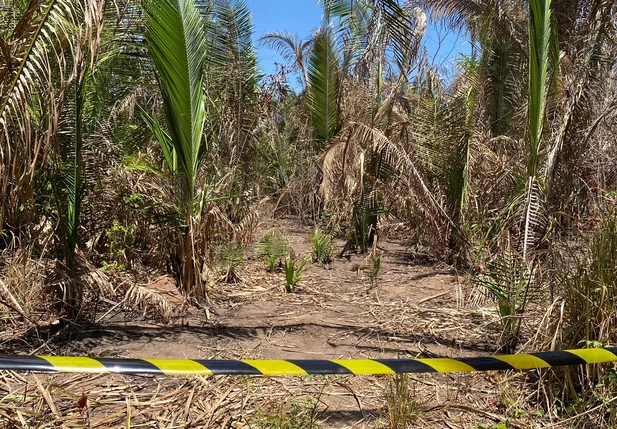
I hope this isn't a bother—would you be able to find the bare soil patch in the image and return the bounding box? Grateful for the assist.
[0,218,547,428]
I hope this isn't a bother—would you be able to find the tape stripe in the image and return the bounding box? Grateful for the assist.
[41,356,108,373]
[495,354,551,370]
[143,359,211,376]
[0,348,615,376]
[242,360,307,376]
[456,357,515,371]
[531,351,586,367]
[288,360,353,375]
[375,359,438,373]
[416,358,476,373]
[98,358,164,375]
[0,356,57,373]
[566,348,617,364]
[195,360,262,375]
[332,360,395,374]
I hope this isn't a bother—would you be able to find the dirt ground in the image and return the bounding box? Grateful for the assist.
[0,216,554,428]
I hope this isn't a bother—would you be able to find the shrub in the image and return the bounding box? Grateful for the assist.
[219,244,245,283]
[255,230,290,272]
[385,374,420,428]
[103,220,137,272]
[310,228,334,265]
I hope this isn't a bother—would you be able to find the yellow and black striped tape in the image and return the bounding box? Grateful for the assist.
[0,348,615,376]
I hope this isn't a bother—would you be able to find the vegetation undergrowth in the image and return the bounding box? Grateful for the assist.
[310,228,334,265]
[284,251,307,292]
[385,374,421,428]
[0,0,616,426]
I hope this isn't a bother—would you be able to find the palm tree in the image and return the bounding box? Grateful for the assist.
[143,0,208,294]
[0,0,107,312]
[0,0,101,237]
[259,31,314,88]
[205,0,259,169]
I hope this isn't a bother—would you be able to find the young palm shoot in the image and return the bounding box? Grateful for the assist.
[143,0,208,294]
[523,0,552,259]
[310,228,334,265]
[284,249,307,293]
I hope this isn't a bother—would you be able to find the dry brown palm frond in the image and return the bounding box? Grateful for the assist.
[0,247,51,325]
[0,279,31,324]
[109,86,149,121]
[417,0,527,51]
[45,251,114,314]
[320,127,363,205]
[319,117,463,254]
[357,121,456,227]
[0,0,78,127]
[232,209,259,245]
[124,283,173,323]
[77,254,115,297]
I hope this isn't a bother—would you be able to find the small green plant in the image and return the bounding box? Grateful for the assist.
[285,252,307,293]
[473,245,533,353]
[220,244,245,283]
[368,250,382,289]
[103,220,137,272]
[310,228,334,265]
[255,230,290,272]
[251,395,322,429]
[385,374,420,428]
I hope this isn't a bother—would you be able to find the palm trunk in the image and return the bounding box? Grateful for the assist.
[179,212,197,294]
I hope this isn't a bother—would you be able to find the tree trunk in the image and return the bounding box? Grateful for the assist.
[179,213,203,298]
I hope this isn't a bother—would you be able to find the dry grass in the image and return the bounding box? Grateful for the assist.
[0,372,250,428]
[0,370,535,429]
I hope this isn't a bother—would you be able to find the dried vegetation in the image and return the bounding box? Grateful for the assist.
[1,0,617,427]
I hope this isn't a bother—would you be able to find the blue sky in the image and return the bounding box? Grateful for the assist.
[246,0,471,83]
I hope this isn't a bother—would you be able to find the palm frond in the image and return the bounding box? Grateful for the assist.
[416,0,488,29]
[307,27,341,149]
[516,0,552,260]
[527,0,552,177]
[144,0,207,197]
[377,0,424,75]
[321,0,425,79]
[204,0,259,165]
[520,177,548,259]
[411,62,478,224]
[259,31,313,85]
[125,284,173,323]
[417,0,526,51]
[0,0,77,126]
[209,0,257,94]
[139,106,176,173]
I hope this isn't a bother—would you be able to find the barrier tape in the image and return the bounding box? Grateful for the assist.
[0,348,615,376]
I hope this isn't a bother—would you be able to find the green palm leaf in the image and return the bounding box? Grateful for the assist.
[144,0,207,200]
[321,0,423,76]
[207,0,258,140]
[307,27,341,149]
[0,0,78,127]
[527,0,552,177]
[520,0,552,258]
